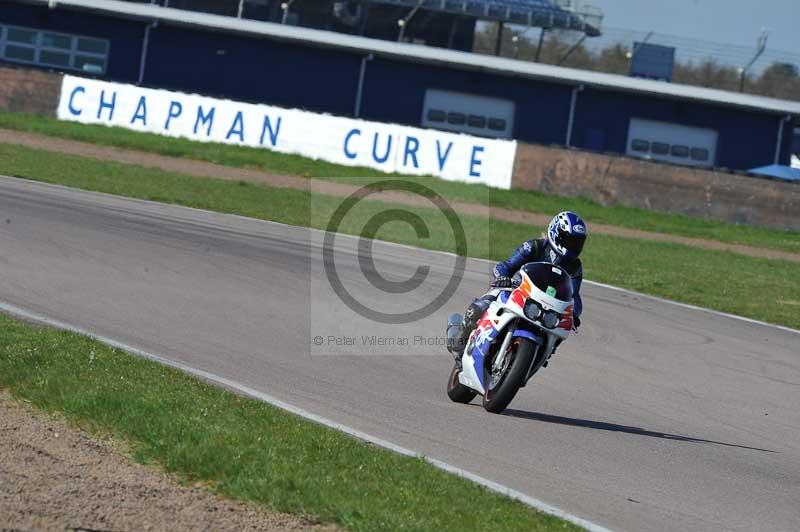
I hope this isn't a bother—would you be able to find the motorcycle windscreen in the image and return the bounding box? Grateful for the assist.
[519,262,573,302]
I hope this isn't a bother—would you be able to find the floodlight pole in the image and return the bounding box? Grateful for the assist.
[558,34,586,66]
[740,29,769,93]
[281,0,297,24]
[446,18,459,49]
[534,28,547,62]
[494,22,504,56]
[397,6,421,42]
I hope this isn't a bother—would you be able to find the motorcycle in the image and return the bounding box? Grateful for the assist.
[445,262,575,414]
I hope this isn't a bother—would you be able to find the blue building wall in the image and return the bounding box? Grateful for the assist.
[573,88,782,168]
[360,57,572,146]
[0,2,793,169]
[145,26,363,115]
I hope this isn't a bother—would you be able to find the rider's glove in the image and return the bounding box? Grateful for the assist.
[492,276,513,288]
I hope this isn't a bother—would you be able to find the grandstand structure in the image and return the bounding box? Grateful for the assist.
[125,0,602,52]
[359,0,602,35]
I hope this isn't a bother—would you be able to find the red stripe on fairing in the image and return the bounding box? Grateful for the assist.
[511,290,526,309]
[558,304,574,330]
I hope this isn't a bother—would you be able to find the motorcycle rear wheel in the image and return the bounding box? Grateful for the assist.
[482,337,535,414]
[446,363,478,404]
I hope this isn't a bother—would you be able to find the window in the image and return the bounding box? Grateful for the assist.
[7,27,36,45]
[447,112,466,125]
[77,37,108,55]
[467,114,486,128]
[631,139,650,152]
[39,50,71,67]
[691,148,710,161]
[487,118,507,131]
[426,109,446,122]
[5,45,35,62]
[0,24,109,75]
[41,32,70,49]
[671,145,690,158]
[651,142,670,155]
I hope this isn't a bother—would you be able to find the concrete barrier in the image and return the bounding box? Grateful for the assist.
[513,143,800,230]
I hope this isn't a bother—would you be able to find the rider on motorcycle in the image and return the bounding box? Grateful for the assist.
[448,211,588,356]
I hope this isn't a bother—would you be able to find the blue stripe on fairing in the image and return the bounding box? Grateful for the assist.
[472,349,485,388]
[470,326,499,388]
[499,291,510,304]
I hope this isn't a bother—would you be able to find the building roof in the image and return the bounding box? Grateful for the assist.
[22,0,800,116]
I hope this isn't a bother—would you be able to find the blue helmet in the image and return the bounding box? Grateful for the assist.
[547,211,588,263]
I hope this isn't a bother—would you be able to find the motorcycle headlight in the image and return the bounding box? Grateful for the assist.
[523,300,541,321]
[542,310,560,329]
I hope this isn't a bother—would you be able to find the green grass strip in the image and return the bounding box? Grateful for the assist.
[1,143,798,329]
[0,314,580,531]
[2,111,798,254]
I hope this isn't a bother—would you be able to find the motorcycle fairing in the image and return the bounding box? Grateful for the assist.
[459,299,527,395]
[456,263,573,397]
[461,314,498,393]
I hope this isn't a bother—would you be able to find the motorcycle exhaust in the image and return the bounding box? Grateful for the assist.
[446,313,463,354]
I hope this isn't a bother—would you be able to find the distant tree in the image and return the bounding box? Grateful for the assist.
[673,60,740,92]
[754,62,800,100]
[472,22,497,56]
[470,28,800,102]
[594,43,630,75]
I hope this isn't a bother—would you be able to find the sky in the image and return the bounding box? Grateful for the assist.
[589,0,798,53]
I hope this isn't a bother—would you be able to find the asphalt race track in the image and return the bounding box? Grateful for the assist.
[1,176,798,532]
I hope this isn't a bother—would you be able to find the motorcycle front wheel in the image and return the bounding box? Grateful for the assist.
[482,337,536,414]
[446,363,478,404]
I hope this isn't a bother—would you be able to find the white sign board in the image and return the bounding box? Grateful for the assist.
[57,76,517,189]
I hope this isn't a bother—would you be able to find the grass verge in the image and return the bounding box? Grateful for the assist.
[2,111,798,254]
[0,314,579,531]
[1,143,798,329]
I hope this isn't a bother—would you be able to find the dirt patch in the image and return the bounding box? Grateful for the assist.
[0,390,333,532]
[1,128,798,264]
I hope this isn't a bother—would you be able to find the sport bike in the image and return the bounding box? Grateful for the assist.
[445,262,575,413]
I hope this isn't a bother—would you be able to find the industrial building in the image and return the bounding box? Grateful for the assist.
[2,0,798,171]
